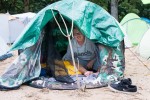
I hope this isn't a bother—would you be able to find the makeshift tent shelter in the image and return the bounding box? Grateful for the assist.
[120,13,149,46]
[136,28,150,59]
[0,0,125,90]
[0,36,13,61]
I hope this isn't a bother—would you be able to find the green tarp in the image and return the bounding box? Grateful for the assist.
[0,0,125,90]
[10,0,124,51]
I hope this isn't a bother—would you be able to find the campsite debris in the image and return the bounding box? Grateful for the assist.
[25,93,35,98]
[145,74,150,76]
[80,83,86,92]
[138,86,143,90]
[40,88,49,94]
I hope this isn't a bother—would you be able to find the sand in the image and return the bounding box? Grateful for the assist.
[0,48,150,100]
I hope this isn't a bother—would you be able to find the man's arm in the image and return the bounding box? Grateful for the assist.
[69,61,93,76]
[86,58,96,70]
[62,45,72,60]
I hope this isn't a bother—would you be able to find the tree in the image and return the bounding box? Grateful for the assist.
[110,0,118,20]
[0,0,149,20]
[24,0,29,12]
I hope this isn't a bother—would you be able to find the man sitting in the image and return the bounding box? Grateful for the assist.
[63,27,101,76]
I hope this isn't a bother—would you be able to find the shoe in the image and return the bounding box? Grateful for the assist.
[108,79,137,92]
[121,78,132,85]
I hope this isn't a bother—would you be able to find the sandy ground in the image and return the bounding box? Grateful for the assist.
[0,48,150,100]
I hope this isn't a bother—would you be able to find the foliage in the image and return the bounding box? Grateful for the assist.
[89,0,109,11]
[90,0,150,21]
[0,0,23,13]
[0,0,60,13]
[0,0,149,21]
[118,0,150,21]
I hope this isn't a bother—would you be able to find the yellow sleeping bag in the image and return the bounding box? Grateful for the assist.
[63,61,82,75]
[40,61,82,75]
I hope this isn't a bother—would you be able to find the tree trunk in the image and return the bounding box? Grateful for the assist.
[24,0,29,12]
[110,0,118,21]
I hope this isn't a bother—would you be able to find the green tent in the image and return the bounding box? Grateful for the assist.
[120,13,149,46]
[137,28,150,59]
[0,0,125,90]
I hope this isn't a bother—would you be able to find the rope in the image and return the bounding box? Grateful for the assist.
[50,2,81,89]
[51,9,69,37]
[127,48,150,72]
